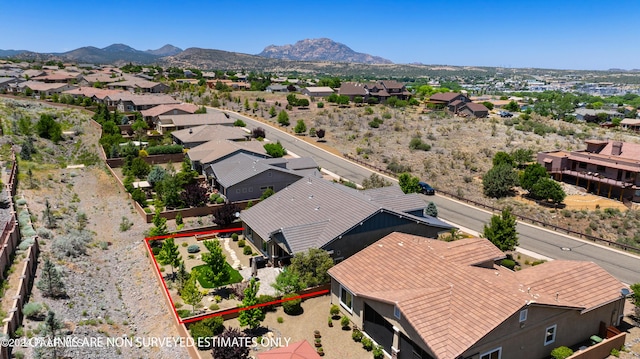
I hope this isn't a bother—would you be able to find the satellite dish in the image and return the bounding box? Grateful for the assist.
[621,288,631,297]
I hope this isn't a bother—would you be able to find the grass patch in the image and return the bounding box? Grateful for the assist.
[177,309,192,318]
[192,263,243,288]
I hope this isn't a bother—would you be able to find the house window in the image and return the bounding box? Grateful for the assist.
[248,187,253,192]
[236,189,241,193]
[544,325,557,346]
[339,286,353,313]
[578,162,587,169]
[242,188,247,193]
[519,309,528,322]
[480,347,501,359]
[394,305,401,320]
[597,165,605,172]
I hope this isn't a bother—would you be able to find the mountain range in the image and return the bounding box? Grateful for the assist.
[0,38,391,66]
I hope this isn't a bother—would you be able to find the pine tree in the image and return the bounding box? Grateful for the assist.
[157,237,181,279]
[202,240,230,286]
[43,198,56,229]
[149,209,168,237]
[425,202,438,217]
[176,262,190,295]
[238,278,265,332]
[36,257,66,298]
[182,275,203,314]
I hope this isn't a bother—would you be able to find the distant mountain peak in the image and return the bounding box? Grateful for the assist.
[146,44,183,57]
[102,43,139,53]
[257,38,392,65]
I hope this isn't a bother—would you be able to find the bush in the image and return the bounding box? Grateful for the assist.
[409,137,431,151]
[340,315,350,329]
[187,244,200,253]
[231,233,239,241]
[501,259,516,270]
[550,346,574,359]
[146,144,184,155]
[277,316,283,323]
[237,239,246,247]
[373,345,384,359]
[37,228,53,239]
[119,216,133,232]
[243,246,253,255]
[190,316,225,350]
[352,329,363,342]
[257,295,277,312]
[233,119,246,127]
[282,294,302,315]
[209,303,219,311]
[330,304,340,317]
[361,337,373,351]
[23,302,46,320]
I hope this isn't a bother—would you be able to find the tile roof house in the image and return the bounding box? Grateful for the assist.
[108,93,178,113]
[241,179,453,264]
[171,124,250,148]
[207,153,320,202]
[459,102,490,118]
[537,139,640,206]
[62,87,123,101]
[572,108,623,123]
[156,111,234,134]
[140,103,199,124]
[338,82,369,101]
[427,92,489,117]
[18,81,76,97]
[257,340,321,359]
[328,232,627,359]
[187,139,268,173]
[107,78,169,93]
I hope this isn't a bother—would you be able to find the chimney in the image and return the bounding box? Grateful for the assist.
[612,141,622,156]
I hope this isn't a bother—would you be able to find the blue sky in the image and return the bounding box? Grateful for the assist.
[2,0,638,71]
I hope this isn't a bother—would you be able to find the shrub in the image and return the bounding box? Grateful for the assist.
[282,294,302,315]
[340,316,350,329]
[257,294,277,312]
[231,233,239,241]
[501,259,516,270]
[330,304,340,317]
[277,317,284,323]
[352,329,363,342]
[409,137,431,151]
[550,346,574,359]
[146,144,184,155]
[233,119,246,127]
[187,244,200,253]
[209,303,219,311]
[119,216,133,232]
[237,239,246,247]
[23,302,46,320]
[361,337,373,351]
[37,228,53,239]
[243,246,253,255]
[373,345,384,359]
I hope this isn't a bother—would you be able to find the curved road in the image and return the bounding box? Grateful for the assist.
[225,110,640,284]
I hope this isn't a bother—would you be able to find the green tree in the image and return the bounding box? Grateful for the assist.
[157,237,182,279]
[483,207,518,251]
[511,148,534,168]
[520,163,549,191]
[129,157,151,178]
[36,114,62,142]
[269,106,277,118]
[630,283,640,307]
[260,188,275,200]
[202,240,230,286]
[181,275,203,314]
[294,119,307,134]
[297,98,309,107]
[131,118,148,142]
[289,248,334,288]
[425,202,438,217]
[492,151,515,167]
[277,110,290,126]
[149,209,168,237]
[482,163,518,198]
[35,310,66,359]
[504,100,520,112]
[36,257,66,298]
[18,116,33,135]
[398,173,420,194]
[530,178,566,204]
[482,101,494,110]
[190,317,224,350]
[286,94,298,106]
[244,98,250,111]
[43,198,56,229]
[238,278,265,332]
[271,268,302,295]
[176,261,190,295]
[263,141,286,158]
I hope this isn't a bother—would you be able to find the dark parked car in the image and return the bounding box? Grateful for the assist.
[418,182,435,195]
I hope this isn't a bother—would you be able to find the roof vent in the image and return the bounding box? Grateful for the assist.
[315,206,320,210]
[309,194,314,199]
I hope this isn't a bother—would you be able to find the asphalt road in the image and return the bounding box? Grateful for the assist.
[227,110,640,284]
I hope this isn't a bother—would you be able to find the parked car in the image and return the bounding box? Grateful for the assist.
[418,182,435,195]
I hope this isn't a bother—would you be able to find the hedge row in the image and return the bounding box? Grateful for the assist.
[146,144,184,155]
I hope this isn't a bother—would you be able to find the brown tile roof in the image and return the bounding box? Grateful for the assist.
[429,92,464,102]
[140,103,199,118]
[187,139,267,164]
[113,93,178,106]
[597,140,640,160]
[159,112,234,128]
[62,87,123,98]
[379,80,405,90]
[464,102,489,112]
[20,81,73,91]
[328,233,625,359]
[171,124,248,144]
[257,340,321,359]
[338,82,368,96]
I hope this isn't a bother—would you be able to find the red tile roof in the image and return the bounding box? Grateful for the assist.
[328,232,624,359]
[257,340,321,359]
[429,92,464,102]
[140,103,199,117]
